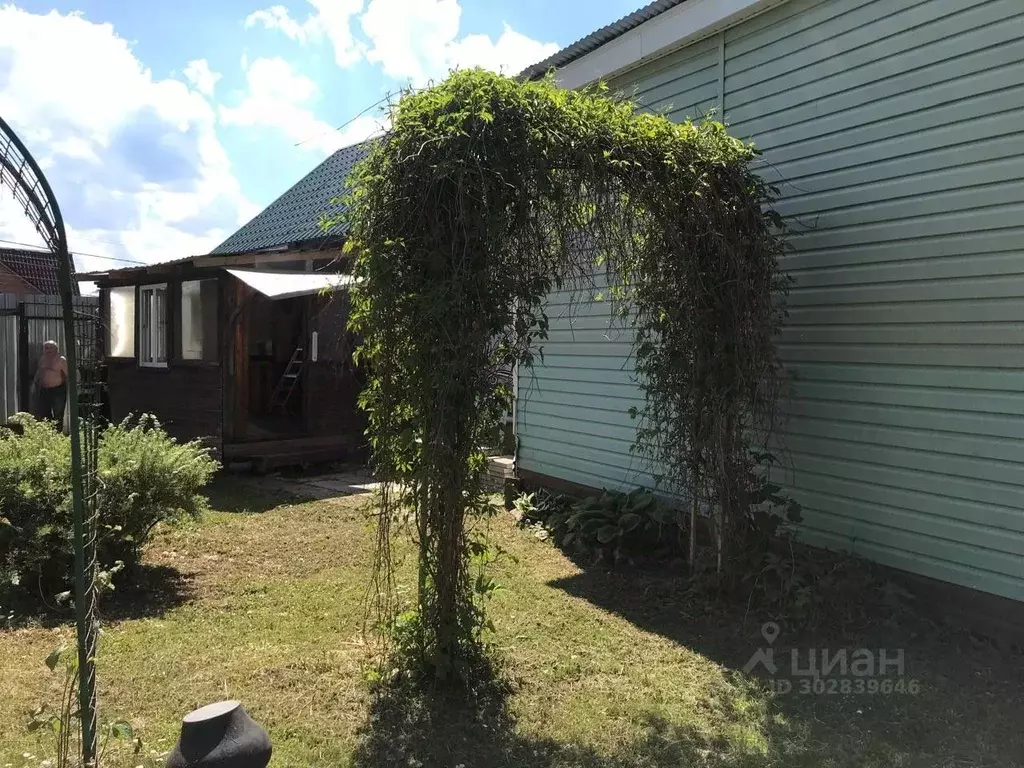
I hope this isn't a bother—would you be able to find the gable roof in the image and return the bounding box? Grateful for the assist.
[0,247,76,296]
[211,141,373,256]
[519,0,688,80]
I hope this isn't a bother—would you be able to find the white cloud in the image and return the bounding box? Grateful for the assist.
[359,0,458,83]
[249,56,320,102]
[0,189,48,249]
[245,1,365,66]
[219,57,386,156]
[447,23,560,77]
[0,6,254,269]
[308,0,366,67]
[244,5,319,44]
[182,59,222,97]
[244,0,558,86]
[361,1,559,84]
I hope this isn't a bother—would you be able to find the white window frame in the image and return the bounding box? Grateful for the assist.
[138,283,169,368]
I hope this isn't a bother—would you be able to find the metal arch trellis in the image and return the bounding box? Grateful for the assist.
[0,116,101,765]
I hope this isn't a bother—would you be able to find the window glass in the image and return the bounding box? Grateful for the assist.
[181,280,219,361]
[181,281,202,360]
[108,286,135,357]
[139,285,167,366]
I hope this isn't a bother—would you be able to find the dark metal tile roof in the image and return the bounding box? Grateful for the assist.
[0,247,76,295]
[519,0,689,80]
[212,140,373,256]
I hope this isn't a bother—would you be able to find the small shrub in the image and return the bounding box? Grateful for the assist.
[0,414,218,608]
[518,487,686,565]
[511,489,568,531]
[97,414,218,568]
[0,415,74,603]
[517,477,897,628]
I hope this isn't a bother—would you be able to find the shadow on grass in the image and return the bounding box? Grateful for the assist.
[548,568,1024,767]
[4,563,196,629]
[352,677,790,768]
[100,563,196,622]
[205,474,320,514]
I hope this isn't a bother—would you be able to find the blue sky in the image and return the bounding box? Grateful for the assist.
[0,0,640,273]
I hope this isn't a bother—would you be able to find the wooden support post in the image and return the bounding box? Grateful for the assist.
[231,281,249,442]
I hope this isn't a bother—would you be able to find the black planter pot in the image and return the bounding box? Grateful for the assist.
[166,701,272,768]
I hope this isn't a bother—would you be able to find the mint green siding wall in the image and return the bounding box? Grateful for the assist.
[516,0,1024,601]
[628,34,720,120]
[517,281,653,491]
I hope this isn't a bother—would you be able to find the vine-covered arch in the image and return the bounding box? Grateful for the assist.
[342,71,787,681]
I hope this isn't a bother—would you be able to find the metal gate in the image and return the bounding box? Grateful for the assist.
[0,300,17,419]
[0,293,100,422]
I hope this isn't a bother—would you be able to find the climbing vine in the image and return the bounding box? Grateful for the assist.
[343,70,787,682]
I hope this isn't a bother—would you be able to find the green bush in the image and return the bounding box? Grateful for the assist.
[96,414,218,567]
[0,415,73,600]
[517,488,686,565]
[0,414,218,606]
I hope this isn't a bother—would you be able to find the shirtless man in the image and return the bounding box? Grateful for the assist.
[34,340,68,426]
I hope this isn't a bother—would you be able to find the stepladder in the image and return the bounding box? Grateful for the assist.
[270,346,304,413]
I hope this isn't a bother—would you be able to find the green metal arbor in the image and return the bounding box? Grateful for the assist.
[1,115,102,765]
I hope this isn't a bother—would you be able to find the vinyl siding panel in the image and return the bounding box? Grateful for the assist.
[625,35,720,120]
[517,0,1024,602]
[517,286,655,491]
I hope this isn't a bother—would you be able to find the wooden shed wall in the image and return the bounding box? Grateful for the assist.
[306,292,366,445]
[107,359,223,451]
[102,275,225,454]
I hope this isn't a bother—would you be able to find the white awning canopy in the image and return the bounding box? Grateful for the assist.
[226,269,358,300]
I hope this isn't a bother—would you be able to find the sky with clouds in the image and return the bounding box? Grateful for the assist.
[0,0,641,278]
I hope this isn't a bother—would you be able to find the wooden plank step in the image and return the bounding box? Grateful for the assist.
[224,434,353,459]
[250,446,354,473]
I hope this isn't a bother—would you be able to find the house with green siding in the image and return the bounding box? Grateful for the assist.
[514,0,1024,617]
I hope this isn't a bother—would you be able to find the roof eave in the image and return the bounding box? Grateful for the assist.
[208,233,346,259]
[522,0,781,90]
[83,241,351,284]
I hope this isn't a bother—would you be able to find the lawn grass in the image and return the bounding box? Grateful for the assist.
[1,478,1022,767]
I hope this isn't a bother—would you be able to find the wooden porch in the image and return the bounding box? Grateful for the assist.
[223,434,363,472]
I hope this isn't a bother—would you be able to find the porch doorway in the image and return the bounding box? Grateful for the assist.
[243,293,307,440]
[222,268,365,470]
